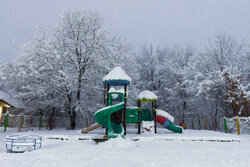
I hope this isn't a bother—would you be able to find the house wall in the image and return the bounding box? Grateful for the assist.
[0,101,11,115]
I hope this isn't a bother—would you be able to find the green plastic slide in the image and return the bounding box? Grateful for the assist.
[94,103,125,138]
[162,119,183,133]
[167,122,183,133]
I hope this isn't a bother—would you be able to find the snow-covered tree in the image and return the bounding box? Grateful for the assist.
[15,10,128,129]
[195,33,248,120]
[16,30,65,119]
[134,33,249,126]
[163,46,197,120]
[134,45,197,120]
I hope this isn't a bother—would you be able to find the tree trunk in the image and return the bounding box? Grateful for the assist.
[67,94,76,130]
[77,73,82,103]
[214,101,218,130]
[70,111,76,129]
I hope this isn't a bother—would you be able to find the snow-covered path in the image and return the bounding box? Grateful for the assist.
[0,128,249,167]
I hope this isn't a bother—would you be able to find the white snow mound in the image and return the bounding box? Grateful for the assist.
[138,90,157,100]
[156,109,174,123]
[99,135,137,149]
[103,66,132,82]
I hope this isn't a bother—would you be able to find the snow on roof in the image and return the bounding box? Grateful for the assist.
[156,109,174,123]
[103,67,132,83]
[138,90,157,100]
[0,90,22,108]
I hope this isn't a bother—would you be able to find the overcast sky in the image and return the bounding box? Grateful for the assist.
[1,0,250,63]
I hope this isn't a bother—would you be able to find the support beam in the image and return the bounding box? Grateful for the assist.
[106,84,110,136]
[104,85,106,104]
[106,84,110,106]
[137,100,141,134]
[152,101,157,133]
[123,84,127,135]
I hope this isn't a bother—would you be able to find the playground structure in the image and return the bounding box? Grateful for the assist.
[82,67,183,138]
[0,65,244,135]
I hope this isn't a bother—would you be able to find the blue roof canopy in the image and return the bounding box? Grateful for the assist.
[104,79,130,86]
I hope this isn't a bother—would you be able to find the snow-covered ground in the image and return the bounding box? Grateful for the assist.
[0,127,249,167]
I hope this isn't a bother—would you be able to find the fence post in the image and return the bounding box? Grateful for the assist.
[86,118,89,128]
[198,119,201,130]
[4,112,8,132]
[52,117,55,129]
[224,117,227,133]
[39,115,42,130]
[192,119,194,129]
[46,117,49,130]
[214,118,217,131]
[205,118,208,130]
[183,119,186,129]
[30,116,33,128]
[236,116,240,135]
[19,115,23,132]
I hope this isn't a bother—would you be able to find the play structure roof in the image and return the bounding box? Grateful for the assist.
[138,90,157,102]
[103,67,132,86]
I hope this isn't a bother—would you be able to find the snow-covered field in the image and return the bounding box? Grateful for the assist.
[0,127,249,167]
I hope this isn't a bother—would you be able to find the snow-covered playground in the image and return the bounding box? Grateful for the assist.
[0,127,250,167]
[1,2,250,167]
[0,64,249,167]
